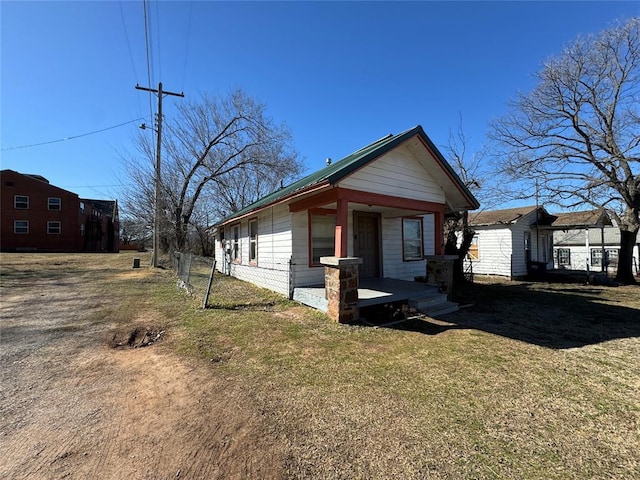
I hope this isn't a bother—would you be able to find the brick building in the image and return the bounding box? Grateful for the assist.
[0,169,119,253]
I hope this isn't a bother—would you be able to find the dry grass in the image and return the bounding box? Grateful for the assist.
[2,252,638,479]
[175,267,640,479]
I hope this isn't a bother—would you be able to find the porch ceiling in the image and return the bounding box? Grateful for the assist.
[305,200,438,218]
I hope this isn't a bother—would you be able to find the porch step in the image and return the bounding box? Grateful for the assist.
[408,291,459,317]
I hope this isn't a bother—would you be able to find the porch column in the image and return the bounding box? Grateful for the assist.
[320,256,362,323]
[600,226,606,273]
[335,198,348,257]
[585,227,590,272]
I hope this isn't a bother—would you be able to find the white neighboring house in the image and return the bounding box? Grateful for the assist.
[464,207,640,279]
[213,125,479,301]
[464,206,556,278]
[550,210,640,275]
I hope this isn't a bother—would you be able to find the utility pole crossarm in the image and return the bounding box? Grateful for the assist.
[135,83,185,98]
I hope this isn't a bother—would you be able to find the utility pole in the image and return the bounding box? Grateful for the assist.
[135,82,184,267]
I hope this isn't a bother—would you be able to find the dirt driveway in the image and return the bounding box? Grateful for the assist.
[0,256,284,479]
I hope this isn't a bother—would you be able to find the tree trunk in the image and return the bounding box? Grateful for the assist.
[444,218,474,287]
[175,218,188,252]
[616,228,638,285]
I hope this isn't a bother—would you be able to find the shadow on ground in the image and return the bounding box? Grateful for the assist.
[441,281,640,349]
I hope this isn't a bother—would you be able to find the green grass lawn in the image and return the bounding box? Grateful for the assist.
[2,252,638,479]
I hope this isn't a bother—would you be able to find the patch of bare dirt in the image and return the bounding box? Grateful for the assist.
[107,325,165,348]
[0,262,285,479]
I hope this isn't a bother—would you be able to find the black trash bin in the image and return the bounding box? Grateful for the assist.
[527,261,547,279]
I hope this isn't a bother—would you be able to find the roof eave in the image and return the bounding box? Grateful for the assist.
[215,181,332,227]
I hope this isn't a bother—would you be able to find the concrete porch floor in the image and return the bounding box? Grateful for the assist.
[292,278,439,312]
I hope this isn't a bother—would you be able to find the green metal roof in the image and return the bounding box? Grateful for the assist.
[217,125,479,225]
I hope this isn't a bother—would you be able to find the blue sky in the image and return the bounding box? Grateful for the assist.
[2,1,638,208]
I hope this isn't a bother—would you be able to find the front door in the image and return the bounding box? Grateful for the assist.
[354,212,380,278]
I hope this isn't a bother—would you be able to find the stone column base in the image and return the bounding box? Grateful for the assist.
[426,255,457,295]
[320,256,362,323]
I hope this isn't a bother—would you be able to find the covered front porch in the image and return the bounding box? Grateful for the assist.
[293,277,457,318]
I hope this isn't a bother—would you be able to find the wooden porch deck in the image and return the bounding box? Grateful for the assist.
[293,278,439,312]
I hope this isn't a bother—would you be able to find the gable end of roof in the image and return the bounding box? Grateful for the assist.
[216,125,480,225]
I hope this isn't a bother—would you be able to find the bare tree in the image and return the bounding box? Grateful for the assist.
[122,89,303,253]
[119,140,155,248]
[442,115,497,284]
[119,216,150,250]
[490,18,640,284]
[209,160,292,219]
[188,195,216,256]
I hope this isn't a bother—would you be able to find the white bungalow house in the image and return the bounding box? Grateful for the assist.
[464,206,639,279]
[550,210,639,275]
[214,126,479,320]
[464,206,556,278]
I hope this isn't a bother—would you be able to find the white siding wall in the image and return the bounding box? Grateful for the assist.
[555,244,640,273]
[423,214,436,256]
[382,214,434,281]
[338,148,446,204]
[215,204,293,297]
[464,211,541,278]
[214,234,223,270]
[553,226,640,273]
[556,246,590,270]
[465,226,514,277]
[290,211,325,287]
[553,228,591,270]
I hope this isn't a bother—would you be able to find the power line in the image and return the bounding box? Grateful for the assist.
[1,118,146,151]
[63,184,130,188]
[118,1,139,82]
[181,1,193,90]
[142,0,154,121]
[155,0,162,82]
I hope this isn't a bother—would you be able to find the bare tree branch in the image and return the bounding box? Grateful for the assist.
[120,89,303,253]
[490,18,640,283]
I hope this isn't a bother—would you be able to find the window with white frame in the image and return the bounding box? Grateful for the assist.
[310,212,336,265]
[80,201,85,214]
[249,219,258,263]
[591,248,619,267]
[47,221,61,234]
[14,220,29,234]
[14,195,29,209]
[555,248,571,266]
[80,223,85,236]
[232,225,240,261]
[48,197,61,210]
[606,249,619,266]
[524,231,531,262]
[402,217,423,261]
